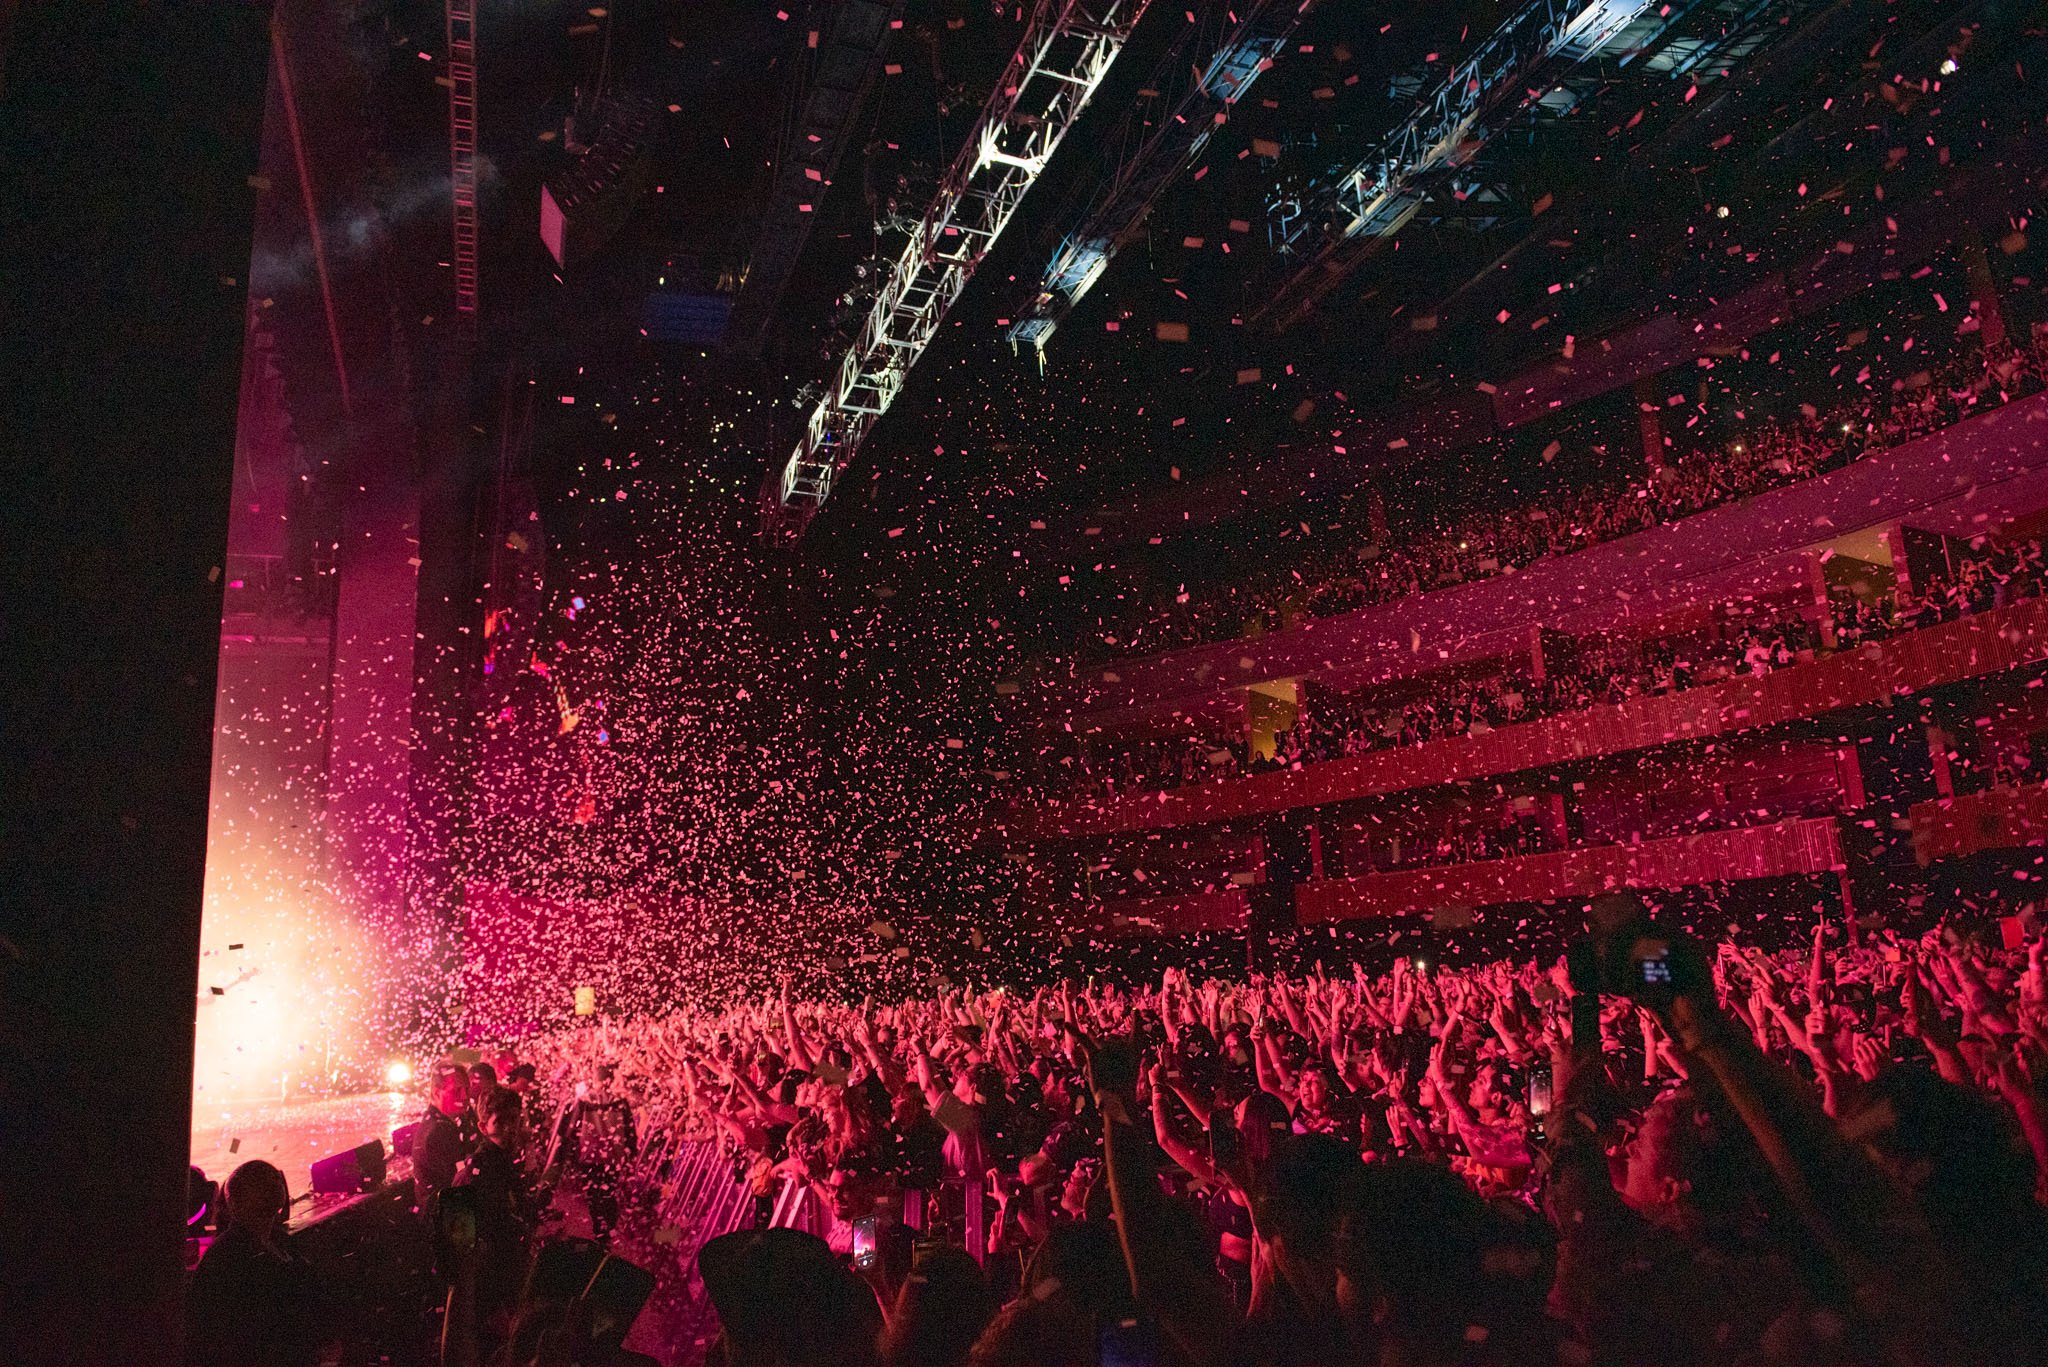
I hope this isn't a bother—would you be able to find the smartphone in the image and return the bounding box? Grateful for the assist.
[1638,949,1674,986]
[851,1214,880,1272]
[1526,1066,1553,1119]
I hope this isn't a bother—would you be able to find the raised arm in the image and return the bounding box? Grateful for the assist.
[1092,1041,1236,1364]
[1149,1061,1221,1187]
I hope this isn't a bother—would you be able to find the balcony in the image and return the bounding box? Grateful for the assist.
[1001,595,2048,843]
[1019,390,2048,723]
[1295,816,1844,924]
[1909,781,2048,863]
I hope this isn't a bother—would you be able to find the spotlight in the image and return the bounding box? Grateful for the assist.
[1715,204,1730,219]
[1939,58,1958,75]
[385,1060,414,1089]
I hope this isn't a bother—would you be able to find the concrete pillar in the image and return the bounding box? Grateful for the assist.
[1881,520,1913,600]
[1927,724,1955,800]
[1807,551,1837,650]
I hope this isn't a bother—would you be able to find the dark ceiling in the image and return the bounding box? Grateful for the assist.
[325,0,2044,667]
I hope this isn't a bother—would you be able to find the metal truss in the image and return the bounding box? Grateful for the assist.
[1251,0,1662,331]
[446,0,479,325]
[778,0,1153,513]
[1006,0,1318,358]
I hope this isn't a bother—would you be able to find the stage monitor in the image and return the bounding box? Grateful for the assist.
[310,1138,388,1195]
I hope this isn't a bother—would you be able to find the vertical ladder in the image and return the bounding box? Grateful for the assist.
[446,0,479,326]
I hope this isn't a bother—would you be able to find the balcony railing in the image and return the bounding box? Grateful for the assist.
[1294,816,1844,924]
[1000,596,2048,843]
[1909,781,2048,863]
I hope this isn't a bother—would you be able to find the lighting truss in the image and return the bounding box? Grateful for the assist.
[446,0,479,324]
[778,0,1153,514]
[1251,0,1660,331]
[1006,0,1317,359]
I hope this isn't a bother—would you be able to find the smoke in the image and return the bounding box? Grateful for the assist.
[250,156,500,297]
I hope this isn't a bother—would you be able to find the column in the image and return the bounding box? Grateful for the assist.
[1807,551,1837,650]
[1963,226,2008,351]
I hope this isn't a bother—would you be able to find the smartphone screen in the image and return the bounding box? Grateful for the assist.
[1527,1067,1553,1119]
[1639,952,1673,985]
[851,1215,879,1271]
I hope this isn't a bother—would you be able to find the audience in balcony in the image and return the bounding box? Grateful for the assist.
[1082,332,2048,666]
[1044,534,2047,807]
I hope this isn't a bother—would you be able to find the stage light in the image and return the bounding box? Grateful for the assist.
[1715,204,1730,218]
[1940,58,1958,75]
[385,1060,414,1089]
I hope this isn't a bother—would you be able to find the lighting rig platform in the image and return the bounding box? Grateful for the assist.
[774,0,1154,525]
[1005,0,1319,361]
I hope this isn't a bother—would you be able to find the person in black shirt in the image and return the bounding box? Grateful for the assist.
[456,1087,533,1332]
[414,1061,472,1217]
[563,1065,638,1241]
[184,1160,328,1367]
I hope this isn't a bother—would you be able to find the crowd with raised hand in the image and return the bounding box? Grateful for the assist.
[529,896,2048,1366]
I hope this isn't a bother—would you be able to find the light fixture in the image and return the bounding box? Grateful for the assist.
[1940,58,1958,75]
[385,1060,414,1088]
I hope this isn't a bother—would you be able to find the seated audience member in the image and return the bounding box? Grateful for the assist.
[184,1160,328,1367]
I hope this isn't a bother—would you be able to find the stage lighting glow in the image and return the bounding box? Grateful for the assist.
[1940,58,1958,75]
[385,1060,414,1088]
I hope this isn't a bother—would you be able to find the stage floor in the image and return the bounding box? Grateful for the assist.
[190,1089,418,1194]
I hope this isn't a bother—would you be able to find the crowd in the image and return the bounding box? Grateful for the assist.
[519,894,2048,1365]
[1083,333,2048,666]
[1048,533,2048,806]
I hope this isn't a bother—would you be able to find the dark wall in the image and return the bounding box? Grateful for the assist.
[0,4,269,1363]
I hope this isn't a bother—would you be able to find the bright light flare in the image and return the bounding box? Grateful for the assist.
[385,1060,414,1089]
